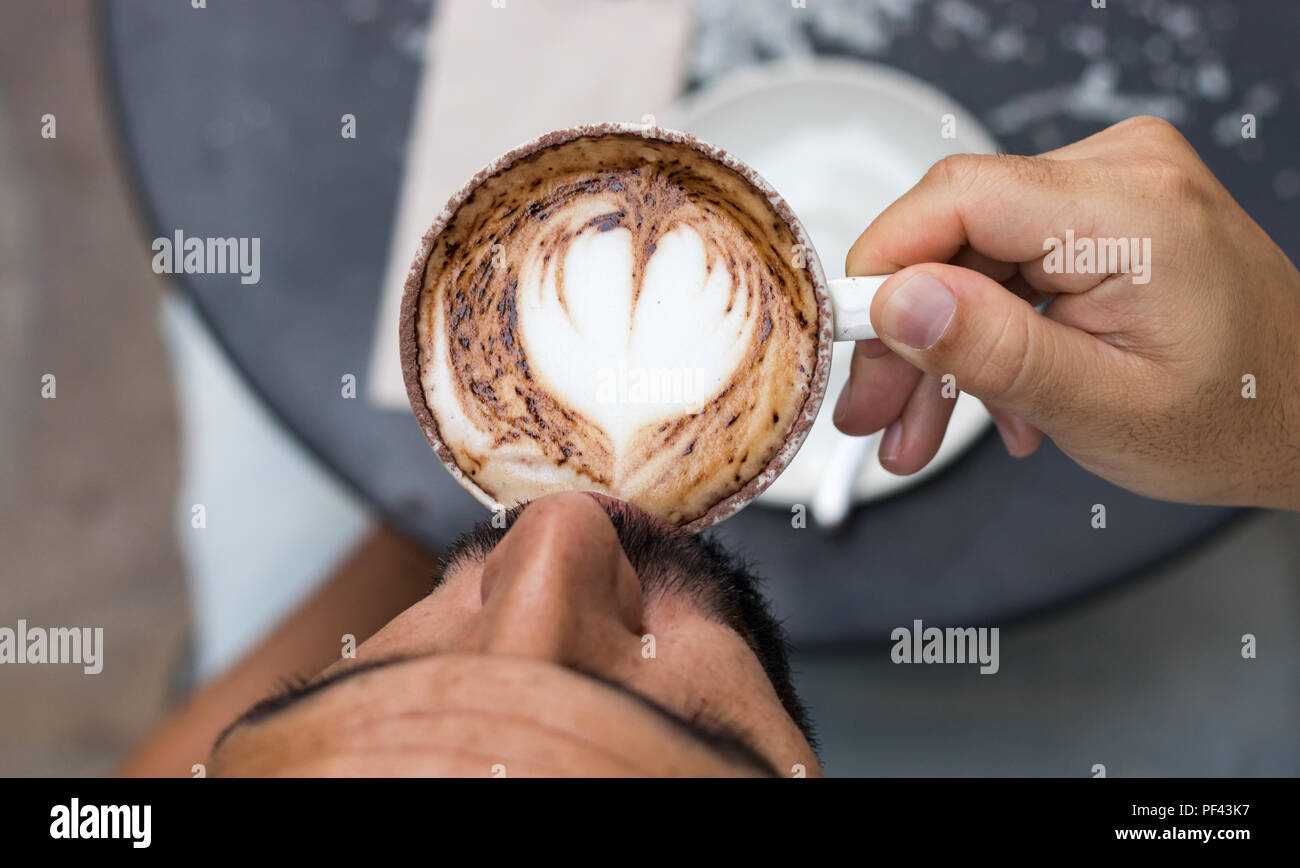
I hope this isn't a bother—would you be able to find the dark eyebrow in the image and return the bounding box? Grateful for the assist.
[211,654,781,776]
[212,657,404,751]
[572,667,781,777]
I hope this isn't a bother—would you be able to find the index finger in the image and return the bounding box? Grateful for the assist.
[846,152,1123,279]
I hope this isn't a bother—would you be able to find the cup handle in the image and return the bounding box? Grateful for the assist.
[828,275,891,341]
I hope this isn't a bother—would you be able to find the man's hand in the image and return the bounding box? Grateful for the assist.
[833,116,1300,511]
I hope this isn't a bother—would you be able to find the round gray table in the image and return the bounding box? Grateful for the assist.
[101,0,1293,644]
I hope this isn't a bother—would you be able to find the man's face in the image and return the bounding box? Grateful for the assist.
[211,492,820,777]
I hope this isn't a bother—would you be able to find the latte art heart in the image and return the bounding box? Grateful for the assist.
[409,132,822,528]
[516,190,758,449]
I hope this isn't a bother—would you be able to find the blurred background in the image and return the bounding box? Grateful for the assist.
[1,0,1297,776]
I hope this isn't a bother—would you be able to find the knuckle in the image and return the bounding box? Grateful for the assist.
[1117,114,1183,144]
[1141,118,1198,159]
[1122,114,1172,132]
[930,153,983,194]
[931,152,1061,198]
[1115,115,1202,168]
[1145,159,1211,212]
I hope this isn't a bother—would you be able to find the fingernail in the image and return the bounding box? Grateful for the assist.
[881,272,956,349]
[879,419,903,462]
[832,382,852,425]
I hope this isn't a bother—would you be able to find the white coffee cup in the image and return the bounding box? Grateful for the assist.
[401,122,893,530]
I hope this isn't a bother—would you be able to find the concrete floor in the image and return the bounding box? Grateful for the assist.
[0,1,188,776]
[797,509,1300,776]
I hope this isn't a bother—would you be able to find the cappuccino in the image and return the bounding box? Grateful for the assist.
[402,126,824,528]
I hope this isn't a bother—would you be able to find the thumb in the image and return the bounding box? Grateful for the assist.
[869,264,1118,429]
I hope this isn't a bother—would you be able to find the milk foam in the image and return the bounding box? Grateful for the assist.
[518,209,755,453]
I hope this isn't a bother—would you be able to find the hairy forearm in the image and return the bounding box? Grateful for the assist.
[117,524,438,777]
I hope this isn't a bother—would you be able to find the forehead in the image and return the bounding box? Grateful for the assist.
[211,654,756,777]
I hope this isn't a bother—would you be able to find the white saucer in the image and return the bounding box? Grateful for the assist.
[662,60,998,518]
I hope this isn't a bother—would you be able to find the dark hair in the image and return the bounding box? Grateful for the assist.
[438,503,818,752]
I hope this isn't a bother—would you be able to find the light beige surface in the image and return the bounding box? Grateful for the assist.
[367,0,692,408]
[0,1,188,776]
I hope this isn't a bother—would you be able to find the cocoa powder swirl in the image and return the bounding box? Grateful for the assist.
[414,134,820,527]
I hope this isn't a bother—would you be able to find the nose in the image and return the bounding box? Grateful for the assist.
[473,492,645,665]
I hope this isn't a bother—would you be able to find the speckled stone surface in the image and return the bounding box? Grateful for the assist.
[99,0,1300,642]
